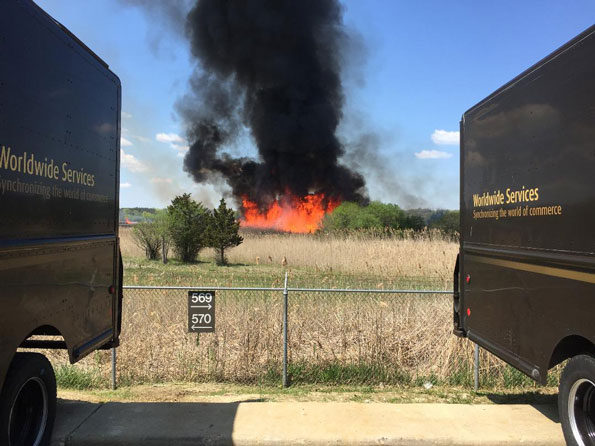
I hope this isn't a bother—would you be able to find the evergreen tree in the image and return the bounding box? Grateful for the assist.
[167,193,209,263]
[208,198,243,265]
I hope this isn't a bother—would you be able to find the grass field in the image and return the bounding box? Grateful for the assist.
[120,227,457,288]
[47,227,559,393]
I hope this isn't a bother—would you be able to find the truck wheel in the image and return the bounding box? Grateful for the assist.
[559,354,595,446]
[0,353,56,446]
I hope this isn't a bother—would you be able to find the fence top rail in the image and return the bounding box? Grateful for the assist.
[122,285,452,294]
[123,285,284,292]
[288,288,452,294]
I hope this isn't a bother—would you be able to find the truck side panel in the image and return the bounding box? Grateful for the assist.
[0,0,121,390]
[0,1,119,237]
[459,26,595,382]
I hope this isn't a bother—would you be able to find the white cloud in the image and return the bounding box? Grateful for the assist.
[156,133,189,156]
[156,133,185,144]
[120,149,148,172]
[120,182,132,188]
[431,129,459,145]
[171,143,189,152]
[415,149,453,159]
[122,111,133,119]
[150,177,173,184]
[121,137,133,147]
[134,135,152,143]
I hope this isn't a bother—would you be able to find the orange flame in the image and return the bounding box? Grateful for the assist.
[241,194,340,233]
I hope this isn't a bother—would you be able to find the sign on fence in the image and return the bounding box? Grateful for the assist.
[187,290,215,333]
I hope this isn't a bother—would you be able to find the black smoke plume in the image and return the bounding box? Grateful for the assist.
[180,0,367,208]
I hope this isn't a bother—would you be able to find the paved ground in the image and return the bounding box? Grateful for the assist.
[52,399,565,445]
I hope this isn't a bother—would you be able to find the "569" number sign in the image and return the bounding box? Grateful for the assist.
[188,291,215,333]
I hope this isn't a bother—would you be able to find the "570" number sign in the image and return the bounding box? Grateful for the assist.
[188,291,215,333]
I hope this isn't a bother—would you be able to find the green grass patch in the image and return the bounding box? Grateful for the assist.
[261,362,412,386]
[55,365,104,390]
[122,257,446,290]
[446,361,474,387]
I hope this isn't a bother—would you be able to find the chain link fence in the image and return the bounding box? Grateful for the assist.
[104,276,498,390]
[36,273,548,391]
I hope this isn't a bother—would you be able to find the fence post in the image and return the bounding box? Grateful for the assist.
[111,347,117,390]
[282,271,289,388]
[474,343,479,392]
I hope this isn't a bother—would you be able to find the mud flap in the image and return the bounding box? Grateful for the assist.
[453,254,465,337]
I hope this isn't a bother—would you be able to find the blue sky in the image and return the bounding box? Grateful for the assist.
[36,0,595,210]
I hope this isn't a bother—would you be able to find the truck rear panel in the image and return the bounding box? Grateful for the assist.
[457,26,595,383]
[0,0,121,390]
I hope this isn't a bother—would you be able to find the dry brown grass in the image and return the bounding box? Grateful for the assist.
[53,289,534,388]
[119,226,142,257]
[230,230,457,282]
[50,228,542,389]
[59,290,469,385]
[120,227,458,284]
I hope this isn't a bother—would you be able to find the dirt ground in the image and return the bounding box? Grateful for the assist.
[58,382,558,406]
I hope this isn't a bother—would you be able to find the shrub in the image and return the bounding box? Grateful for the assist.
[167,193,209,263]
[131,221,161,260]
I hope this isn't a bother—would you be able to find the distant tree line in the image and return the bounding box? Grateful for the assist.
[130,194,243,265]
[425,209,459,234]
[119,207,158,223]
[321,201,459,235]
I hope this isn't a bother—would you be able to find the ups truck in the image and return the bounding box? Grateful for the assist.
[454,25,595,445]
[0,1,122,444]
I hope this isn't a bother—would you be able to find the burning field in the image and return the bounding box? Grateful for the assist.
[178,0,368,231]
[240,194,340,233]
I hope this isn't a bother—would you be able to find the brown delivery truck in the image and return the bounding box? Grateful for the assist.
[454,25,595,445]
[0,1,122,444]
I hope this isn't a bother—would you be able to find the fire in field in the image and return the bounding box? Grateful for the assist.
[179,0,368,232]
[241,193,340,233]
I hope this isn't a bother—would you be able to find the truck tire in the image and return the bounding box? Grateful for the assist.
[0,353,56,446]
[559,354,595,446]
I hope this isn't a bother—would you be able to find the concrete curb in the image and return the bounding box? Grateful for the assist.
[53,399,565,445]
